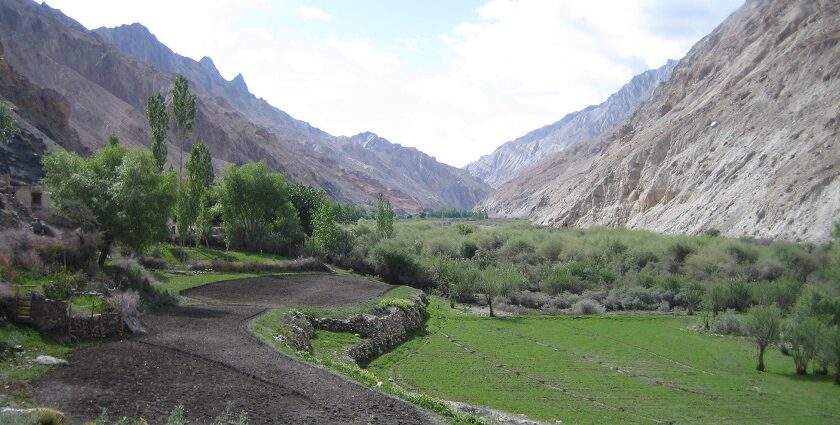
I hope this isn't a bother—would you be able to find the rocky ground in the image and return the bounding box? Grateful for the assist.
[31,274,440,424]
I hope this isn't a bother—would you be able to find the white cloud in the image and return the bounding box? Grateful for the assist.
[298,6,334,21]
[44,0,739,167]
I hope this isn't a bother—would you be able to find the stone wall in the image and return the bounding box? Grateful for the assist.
[29,292,68,334]
[279,311,314,353]
[26,292,124,338]
[303,293,428,364]
[69,313,123,339]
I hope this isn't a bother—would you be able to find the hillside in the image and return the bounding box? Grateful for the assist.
[0,0,489,211]
[480,0,840,243]
[465,60,677,188]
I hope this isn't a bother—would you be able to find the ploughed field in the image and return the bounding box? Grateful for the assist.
[30,274,438,425]
[368,299,840,425]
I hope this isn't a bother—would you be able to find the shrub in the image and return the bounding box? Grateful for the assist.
[499,237,537,263]
[506,291,551,309]
[537,236,564,262]
[782,316,824,374]
[455,223,476,236]
[370,243,429,288]
[711,310,743,335]
[726,243,759,265]
[571,298,606,315]
[754,278,801,312]
[540,266,588,295]
[108,291,143,334]
[704,228,721,237]
[726,281,754,311]
[378,297,414,312]
[460,240,479,259]
[43,271,76,300]
[187,258,329,273]
[165,405,187,425]
[212,402,249,425]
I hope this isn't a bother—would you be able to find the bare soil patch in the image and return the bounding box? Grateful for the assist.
[30,273,437,424]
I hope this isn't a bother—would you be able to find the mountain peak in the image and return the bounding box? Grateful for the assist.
[231,73,249,94]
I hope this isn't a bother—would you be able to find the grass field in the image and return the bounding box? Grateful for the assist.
[368,298,840,424]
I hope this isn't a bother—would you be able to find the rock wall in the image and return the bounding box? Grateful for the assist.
[29,292,67,334]
[69,312,123,339]
[27,292,124,338]
[304,293,428,364]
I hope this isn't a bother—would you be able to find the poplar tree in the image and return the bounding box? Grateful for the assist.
[170,75,197,182]
[145,92,169,170]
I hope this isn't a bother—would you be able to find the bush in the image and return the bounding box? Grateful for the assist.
[711,310,743,335]
[378,297,414,312]
[108,291,143,334]
[506,290,551,309]
[540,266,589,295]
[455,223,476,236]
[43,271,76,300]
[571,298,606,315]
[704,228,721,237]
[460,240,479,259]
[369,243,429,288]
[754,278,801,312]
[726,281,754,311]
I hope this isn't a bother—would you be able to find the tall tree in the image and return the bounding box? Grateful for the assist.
[0,100,18,144]
[744,305,782,372]
[289,183,326,236]
[42,143,176,266]
[311,198,338,256]
[177,143,214,243]
[145,92,169,171]
[375,192,395,239]
[170,75,197,182]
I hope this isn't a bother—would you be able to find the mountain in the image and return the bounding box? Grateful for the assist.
[465,60,678,188]
[0,0,489,211]
[481,0,840,243]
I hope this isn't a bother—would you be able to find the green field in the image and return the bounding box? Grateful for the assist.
[368,298,840,424]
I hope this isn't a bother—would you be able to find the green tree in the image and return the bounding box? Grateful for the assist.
[170,75,197,182]
[744,305,782,372]
[311,198,338,256]
[145,92,169,170]
[289,183,326,236]
[194,190,215,247]
[782,316,824,374]
[477,263,525,317]
[825,325,840,385]
[0,100,18,144]
[375,192,394,239]
[42,144,177,266]
[216,161,293,249]
[177,143,214,244]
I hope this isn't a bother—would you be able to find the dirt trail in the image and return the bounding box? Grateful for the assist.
[31,274,439,424]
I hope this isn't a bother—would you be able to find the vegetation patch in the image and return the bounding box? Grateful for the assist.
[366,297,840,424]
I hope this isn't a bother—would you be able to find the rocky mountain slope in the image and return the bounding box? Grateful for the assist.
[481,0,840,243]
[0,0,489,210]
[466,60,677,188]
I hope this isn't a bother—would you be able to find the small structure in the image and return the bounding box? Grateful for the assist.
[12,184,50,212]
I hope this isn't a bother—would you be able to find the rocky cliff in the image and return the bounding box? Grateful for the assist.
[0,0,489,210]
[465,61,677,188]
[481,0,840,243]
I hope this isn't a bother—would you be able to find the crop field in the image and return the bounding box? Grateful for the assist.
[368,299,840,424]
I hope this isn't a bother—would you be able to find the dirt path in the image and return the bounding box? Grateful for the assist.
[31,274,439,424]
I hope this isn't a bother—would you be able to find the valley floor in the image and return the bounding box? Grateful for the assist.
[368,299,840,424]
[29,274,437,424]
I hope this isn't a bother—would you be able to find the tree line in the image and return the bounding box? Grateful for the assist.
[40,75,396,265]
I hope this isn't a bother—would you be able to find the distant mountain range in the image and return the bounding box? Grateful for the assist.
[0,0,489,211]
[465,60,677,188]
[479,0,840,243]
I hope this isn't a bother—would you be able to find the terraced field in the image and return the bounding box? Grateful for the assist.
[369,299,840,424]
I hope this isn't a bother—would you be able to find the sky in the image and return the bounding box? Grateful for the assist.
[47,0,743,167]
